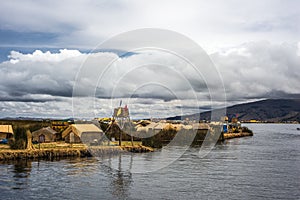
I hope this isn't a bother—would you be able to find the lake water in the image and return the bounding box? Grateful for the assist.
[1,124,300,200]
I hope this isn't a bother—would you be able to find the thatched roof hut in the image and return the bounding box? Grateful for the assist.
[32,127,58,143]
[144,122,157,131]
[137,122,176,132]
[136,120,151,127]
[62,124,104,144]
[104,121,133,141]
[171,124,183,131]
[153,122,165,130]
[191,123,209,130]
[181,124,193,130]
[0,125,14,139]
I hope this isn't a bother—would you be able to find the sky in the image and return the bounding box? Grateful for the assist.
[0,0,300,119]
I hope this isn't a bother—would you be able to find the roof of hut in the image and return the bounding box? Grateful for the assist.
[62,124,103,138]
[171,124,183,131]
[163,123,175,130]
[146,122,158,129]
[32,127,57,136]
[136,120,151,127]
[0,125,14,134]
[191,123,209,130]
[182,124,193,130]
[135,126,148,132]
[153,122,164,130]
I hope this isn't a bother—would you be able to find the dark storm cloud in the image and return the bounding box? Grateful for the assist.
[0,0,300,118]
[175,105,212,111]
[0,96,60,103]
[1,41,300,104]
[0,41,300,118]
[212,41,300,101]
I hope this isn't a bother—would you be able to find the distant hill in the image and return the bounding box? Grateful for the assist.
[168,99,300,122]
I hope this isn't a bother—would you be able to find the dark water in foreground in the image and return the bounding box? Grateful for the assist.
[1,124,300,200]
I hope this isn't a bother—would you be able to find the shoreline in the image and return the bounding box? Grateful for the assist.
[223,132,254,140]
[0,145,154,161]
[0,148,91,161]
[0,132,252,161]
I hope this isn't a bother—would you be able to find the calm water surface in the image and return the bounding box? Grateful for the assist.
[1,124,299,199]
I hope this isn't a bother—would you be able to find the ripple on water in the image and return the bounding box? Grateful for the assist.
[0,124,299,199]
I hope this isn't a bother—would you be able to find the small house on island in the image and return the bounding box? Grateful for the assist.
[62,124,104,144]
[32,127,59,143]
[0,125,14,139]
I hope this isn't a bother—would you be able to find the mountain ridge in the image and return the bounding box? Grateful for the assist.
[167,99,300,122]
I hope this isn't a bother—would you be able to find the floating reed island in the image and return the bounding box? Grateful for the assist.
[0,118,253,161]
[133,121,254,148]
[0,145,154,161]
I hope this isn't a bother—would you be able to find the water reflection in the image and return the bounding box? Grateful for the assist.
[0,160,32,190]
[13,160,31,179]
[105,154,133,199]
[1,155,134,198]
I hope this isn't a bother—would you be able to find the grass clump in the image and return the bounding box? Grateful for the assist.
[9,127,27,149]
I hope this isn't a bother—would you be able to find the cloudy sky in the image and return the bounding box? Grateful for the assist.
[0,0,300,119]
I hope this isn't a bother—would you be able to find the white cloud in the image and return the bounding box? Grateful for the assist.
[0,41,299,118]
[0,1,299,118]
[212,41,300,100]
[8,49,82,63]
[0,49,86,99]
[0,48,213,118]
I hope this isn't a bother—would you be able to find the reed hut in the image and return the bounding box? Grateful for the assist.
[32,127,58,143]
[191,123,209,130]
[62,124,104,144]
[0,125,14,139]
